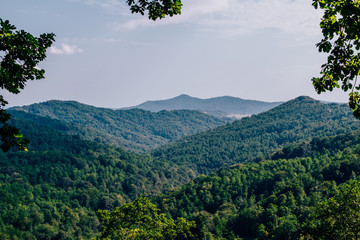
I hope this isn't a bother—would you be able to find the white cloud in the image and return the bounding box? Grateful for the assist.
[69,0,322,39]
[67,0,129,15]
[48,44,83,55]
[196,0,321,37]
[110,0,321,38]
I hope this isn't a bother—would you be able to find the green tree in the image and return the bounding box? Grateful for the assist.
[97,196,195,239]
[0,18,55,151]
[127,0,182,20]
[304,179,360,240]
[312,0,360,117]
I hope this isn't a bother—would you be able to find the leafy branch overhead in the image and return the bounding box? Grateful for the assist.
[0,18,55,151]
[127,0,182,20]
[312,0,360,117]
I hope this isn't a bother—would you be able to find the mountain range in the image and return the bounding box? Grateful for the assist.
[130,94,283,118]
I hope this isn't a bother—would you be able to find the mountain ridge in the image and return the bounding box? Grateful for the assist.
[10,100,229,153]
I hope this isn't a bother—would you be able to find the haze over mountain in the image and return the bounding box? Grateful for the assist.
[131,94,283,118]
[10,100,228,153]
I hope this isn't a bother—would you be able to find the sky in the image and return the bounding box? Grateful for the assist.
[0,0,350,108]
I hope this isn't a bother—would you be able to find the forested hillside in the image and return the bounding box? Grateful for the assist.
[152,96,360,174]
[133,94,283,118]
[153,131,360,239]
[0,116,197,239]
[10,100,228,152]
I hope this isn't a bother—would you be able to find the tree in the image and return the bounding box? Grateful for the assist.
[97,196,195,240]
[127,0,182,20]
[312,0,360,118]
[0,18,55,151]
[304,180,360,239]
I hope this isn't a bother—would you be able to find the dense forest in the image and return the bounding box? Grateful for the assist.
[0,116,197,239]
[10,100,228,153]
[1,96,360,239]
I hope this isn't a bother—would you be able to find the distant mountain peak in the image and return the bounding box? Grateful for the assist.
[132,94,284,118]
[287,96,339,105]
[174,94,194,99]
[295,96,316,101]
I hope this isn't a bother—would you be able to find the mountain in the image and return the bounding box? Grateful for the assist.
[131,94,283,118]
[153,131,360,239]
[152,96,360,174]
[10,100,228,153]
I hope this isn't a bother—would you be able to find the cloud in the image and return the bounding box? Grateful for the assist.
[69,0,322,39]
[195,0,321,37]
[48,44,83,55]
[67,0,129,15]
[109,0,321,38]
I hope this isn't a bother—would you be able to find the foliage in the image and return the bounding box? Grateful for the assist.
[304,179,360,240]
[0,18,55,151]
[312,0,360,118]
[127,0,182,20]
[97,196,195,239]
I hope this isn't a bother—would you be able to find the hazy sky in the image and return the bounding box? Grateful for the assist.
[1,0,349,108]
